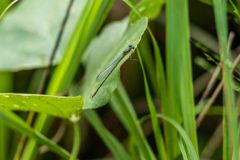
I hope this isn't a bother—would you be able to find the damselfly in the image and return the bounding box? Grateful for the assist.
[92,45,135,98]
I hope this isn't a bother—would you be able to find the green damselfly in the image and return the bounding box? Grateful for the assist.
[92,45,135,98]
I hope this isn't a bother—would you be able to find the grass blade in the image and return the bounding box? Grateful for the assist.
[0,111,72,159]
[22,1,114,159]
[166,0,199,158]
[0,72,13,160]
[84,110,130,160]
[178,135,188,160]
[110,83,156,160]
[136,48,167,160]
[139,114,198,160]
[213,0,238,160]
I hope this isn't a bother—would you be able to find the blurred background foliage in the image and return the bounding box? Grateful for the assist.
[0,0,240,159]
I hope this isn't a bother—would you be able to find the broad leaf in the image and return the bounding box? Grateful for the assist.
[0,94,83,118]
[130,0,164,23]
[71,17,148,109]
[0,0,87,71]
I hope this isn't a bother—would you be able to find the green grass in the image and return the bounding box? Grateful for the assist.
[0,0,239,159]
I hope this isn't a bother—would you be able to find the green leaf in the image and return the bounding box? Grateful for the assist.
[0,0,11,18]
[0,0,87,71]
[223,108,230,160]
[22,1,115,159]
[139,114,198,160]
[47,0,115,94]
[0,71,13,160]
[166,0,199,158]
[138,32,158,96]
[0,110,73,159]
[213,0,238,160]
[110,83,156,160]
[161,113,197,160]
[84,110,130,160]
[136,48,167,160]
[130,0,164,23]
[0,93,83,118]
[71,17,148,109]
[123,1,167,159]
[116,2,166,158]
[178,135,188,160]
[158,114,198,160]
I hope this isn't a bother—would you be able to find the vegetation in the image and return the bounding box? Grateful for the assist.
[0,0,239,159]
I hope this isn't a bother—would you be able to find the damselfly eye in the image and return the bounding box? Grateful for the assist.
[129,45,134,49]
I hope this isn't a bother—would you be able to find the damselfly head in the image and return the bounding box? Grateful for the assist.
[129,45,134,49]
